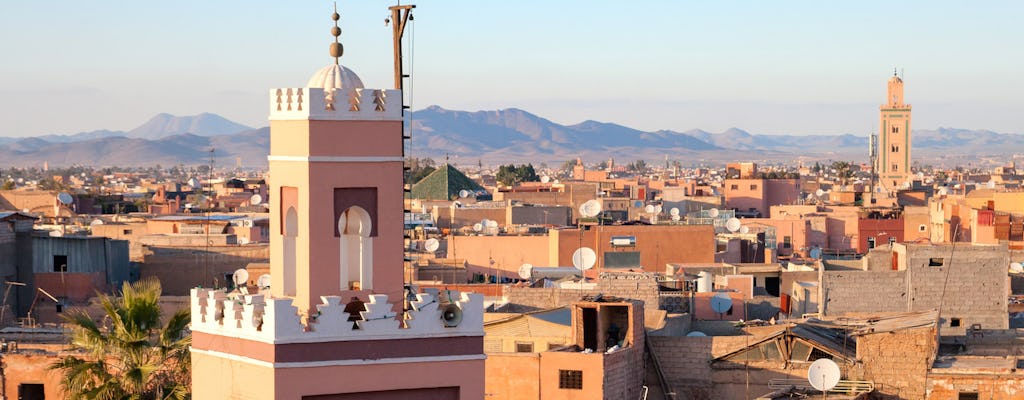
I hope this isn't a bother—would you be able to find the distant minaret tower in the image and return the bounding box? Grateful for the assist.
[878,69,912,192]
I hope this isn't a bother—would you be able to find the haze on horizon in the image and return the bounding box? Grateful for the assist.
[1,1,1021,138]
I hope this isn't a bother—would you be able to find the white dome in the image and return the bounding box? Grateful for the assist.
[307,64,364,94]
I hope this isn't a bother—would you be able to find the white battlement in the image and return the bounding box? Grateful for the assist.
[269,87,402,121]
[190,289,484,344]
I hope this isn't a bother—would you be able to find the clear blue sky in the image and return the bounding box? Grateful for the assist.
[1,1,1021,137]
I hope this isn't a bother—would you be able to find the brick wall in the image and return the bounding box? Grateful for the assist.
[140,245,269,295]
[503,272,662,313]
[857,325,937,399]
[927,375,1024,400]
[648,336,713,399]
[823,270,908,315]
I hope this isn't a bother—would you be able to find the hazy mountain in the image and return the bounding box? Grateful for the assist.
[2,107,1023,167]
[126,113,251,139]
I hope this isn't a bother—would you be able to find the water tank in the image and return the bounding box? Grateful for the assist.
[697,271,713,293]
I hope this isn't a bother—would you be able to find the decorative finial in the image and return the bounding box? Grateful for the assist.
[329,3,344,64]
[893,67,898,77]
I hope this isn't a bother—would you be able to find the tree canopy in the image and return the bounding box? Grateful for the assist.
[50,279,191,400]
[496,164,539,186]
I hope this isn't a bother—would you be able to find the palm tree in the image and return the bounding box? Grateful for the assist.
[50,278,191,400]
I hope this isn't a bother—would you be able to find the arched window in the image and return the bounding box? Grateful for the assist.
[338,206,373,291]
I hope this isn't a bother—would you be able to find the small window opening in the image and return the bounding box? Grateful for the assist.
[558,370,583,390]
[951,318,962,327]
[53,255,68,272]
[515,342,534,353]
[929,258,944,267]
[958,392,979,400]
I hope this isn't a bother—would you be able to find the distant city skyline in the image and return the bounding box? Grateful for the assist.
[1,1,1022,137]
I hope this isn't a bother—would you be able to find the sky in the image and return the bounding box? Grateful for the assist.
[1,1,1022,137]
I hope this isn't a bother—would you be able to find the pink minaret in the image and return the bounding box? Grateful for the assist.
[189,7,484,399]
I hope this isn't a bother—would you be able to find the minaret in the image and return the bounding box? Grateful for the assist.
[878,70,912,192]
[189,6,484,399]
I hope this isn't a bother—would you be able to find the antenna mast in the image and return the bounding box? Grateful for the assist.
[388,4,416,93]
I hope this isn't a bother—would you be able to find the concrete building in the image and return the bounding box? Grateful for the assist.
[189,8,484,399]
[724,178,800,218]
[485,297,646,400]
[821,243,1009,336]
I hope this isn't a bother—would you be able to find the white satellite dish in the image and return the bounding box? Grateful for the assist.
[726,217,741,232]
[1012,262,1024,273]
[938,187,949,195]
[459,189,470,199]
[232,269,250,287]
[257,274,272,289]
[710,292,733,314]
[249,194,262,205]
[708,208,720,218]
[644,204,655,214]
[89,219,104,226]
[424,238,440,253]
[572,247,597,271]
[48,230,63,237]
[654,205,663,214]
[579,199,602,218]
[486,219,498,228]
[473,223,483,232]
[518,263,533,280]
[815,189,825,197]
[540,175,550,183]
[670,207,680,217]
[671,215,681,222]
[686,331,707,337]
[739,225,750,234]
[987,180,996,189]
[807,358,841,392]
[57,192,73,205]
[188,177,201,188]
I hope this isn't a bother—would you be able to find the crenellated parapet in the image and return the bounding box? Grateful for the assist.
[190,288,483,344]
[269,87,402,121]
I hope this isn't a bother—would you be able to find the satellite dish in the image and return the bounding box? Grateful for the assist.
[572,247,597,271]
[644,204,655,214]
[540,175,550,183]
[726,218,741,232]
[938,187,949,195]
[48,230,63,237]
[232,269,250,288]
[257,274,272,289]
[670,207,680,217]
[459,189,470,198]
[441,304,463,327]
[815,189,825,197]
[57,192,73,205]
[89,219,104,226]
[654,205,663,214]
[1012,262,1024,273]
[486,220,498,228]
[518,263,533,279]
[710,292,733,314]
[686,331,707,337]
[424,238,440,253]
[739,225,750,234]
[249,194,262,205]
[632,200,643,208]
[807,358,841,391]
[188,177,201,188]
[671,215,681,222]
[708,208,720,218]
[473,223,483,232]
[987,180,996,189]
[579,199,602,218]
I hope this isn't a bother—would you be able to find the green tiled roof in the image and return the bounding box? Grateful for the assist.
[411,164,485,200]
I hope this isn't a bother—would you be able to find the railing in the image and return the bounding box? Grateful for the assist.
[768,378,875,394]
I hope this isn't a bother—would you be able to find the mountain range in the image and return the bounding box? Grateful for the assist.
[0,107,1020,168]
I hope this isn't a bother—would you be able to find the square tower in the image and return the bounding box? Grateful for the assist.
[189,7,484,399]
[878,73,912,192]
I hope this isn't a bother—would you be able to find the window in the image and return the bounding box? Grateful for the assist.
[808,347,832,362]
[918,224,927,232]
[891,145,899,152]
[892,164,898,172]
[951,318,962,327]
[749,184,757,190]
[53,255,68,272]
[958,392,979,400]
[783,236,792,249]
[730,184,739,190]
[929,258,944,267]
[892,126,898,133]
[867,237,876,249]
[558,370,583,390]
[515,342,534,353]
[123,229,132,235]
[18,383,45,400]
[889,237,896,246]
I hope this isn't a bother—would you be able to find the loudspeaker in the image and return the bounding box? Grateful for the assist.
[441,304,463,328]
